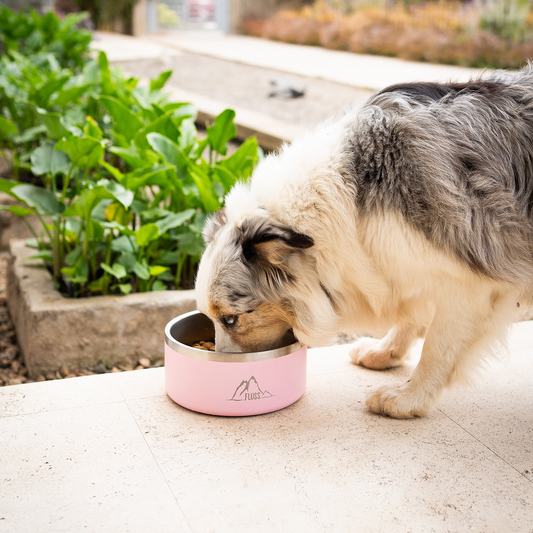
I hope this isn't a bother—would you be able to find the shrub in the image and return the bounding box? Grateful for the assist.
[0,8,261,297]
[242,0,533,70]
[0,7,92,69]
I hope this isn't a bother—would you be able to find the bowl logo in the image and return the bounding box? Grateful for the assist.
[229,376,274,402]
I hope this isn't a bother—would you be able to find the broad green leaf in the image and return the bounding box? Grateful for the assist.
[81,59,101,85]
[0,178,17,196]
[112,235,138,254]
[99,95,143,141]
[59,10,91,31]
[56,135,104,168]
[25,251,53,262]
[217,136,259,182]
[0,205,35,217]
[155,270,174,281]
[117,252,136,272]
[149,265,169,276]
[87,219,105,241]
[11,184,64,216]
[104,202,130,226]
[36,108,70,140]
[98,51,109,73]
[54,83,94,108]
[122,165,172,191]
[118,283,132,295]
[39,74,69,102]
[206,109,236,155]
[133,262,150,280]
[190,212,208,233]
[146,132,188,178]
[151,280,167,291]
[91,199,113,222]
[13,125,47,144]
[109,144,158,169]
[189,166,221,212]
[88,277,105,293]
[65,246,82,266]
[99,160,124,181]
[157,251,179,265]
[178,118,196,150]
[213,182,225,199]
[134,110,180,150]
[61,256,88,284]
[84,116,103,140]
[141,207,171,221]
[213,164,237,192]
[135,223,159,246]
[63,186,112,218]
[100,262,127,280]
[177,231,205,256]
[99,179,134,208]
[0,116,18,135]
[149,70,172,91]
[30,143,70,177]
[155,209,195,235]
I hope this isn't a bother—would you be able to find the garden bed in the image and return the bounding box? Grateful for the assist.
[7,239,196,378]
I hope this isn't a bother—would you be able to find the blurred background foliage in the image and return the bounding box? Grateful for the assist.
[244,0,533,69]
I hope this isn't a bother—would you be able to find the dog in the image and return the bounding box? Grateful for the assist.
[195,65,533,418]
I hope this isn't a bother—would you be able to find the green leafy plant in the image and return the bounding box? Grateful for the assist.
[0,7,92,69]
[0,7,261,297]
[0,8,93,180]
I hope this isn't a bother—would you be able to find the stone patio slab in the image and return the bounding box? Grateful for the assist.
[1,322,532,532]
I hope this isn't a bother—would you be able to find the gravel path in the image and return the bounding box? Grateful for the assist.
[116,52,374,129]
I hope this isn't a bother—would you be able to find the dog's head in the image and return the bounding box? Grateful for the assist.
[195,204,315,353]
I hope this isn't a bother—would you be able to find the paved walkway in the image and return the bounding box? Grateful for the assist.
[93,31,486,91]
[91,31,489,149]
[1,322,533,532]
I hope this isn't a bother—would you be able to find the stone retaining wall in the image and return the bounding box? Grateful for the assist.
[7,239,196,377]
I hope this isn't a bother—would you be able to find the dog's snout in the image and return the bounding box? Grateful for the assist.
[214,323,243,353]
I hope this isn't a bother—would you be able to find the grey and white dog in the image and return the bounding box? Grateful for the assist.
[195,65,533,418]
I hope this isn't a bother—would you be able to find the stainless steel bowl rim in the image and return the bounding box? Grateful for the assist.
[165,310,303,362]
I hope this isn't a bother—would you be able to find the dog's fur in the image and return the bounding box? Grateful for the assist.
[195,65,533,418]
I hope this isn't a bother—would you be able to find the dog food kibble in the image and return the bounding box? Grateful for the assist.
[192,341,216,351]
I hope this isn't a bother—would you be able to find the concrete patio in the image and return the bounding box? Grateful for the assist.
[1,320,532,532]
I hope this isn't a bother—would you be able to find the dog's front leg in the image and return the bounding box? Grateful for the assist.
[364,302,509,418]
[349,323,426,370]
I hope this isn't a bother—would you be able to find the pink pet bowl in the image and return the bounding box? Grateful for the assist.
[164,311,307,416]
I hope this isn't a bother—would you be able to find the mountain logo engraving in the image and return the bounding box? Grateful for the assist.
[228,376,274,402]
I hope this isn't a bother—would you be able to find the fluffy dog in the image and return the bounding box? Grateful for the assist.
[195,65,533,418]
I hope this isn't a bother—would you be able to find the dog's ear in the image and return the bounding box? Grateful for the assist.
[241,218,314,268]
[203,208,227,244]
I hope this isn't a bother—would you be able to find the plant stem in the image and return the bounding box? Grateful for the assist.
[8,141,19,181]
[35,212,53,247]
[53,218,61,281]
[22,216,39,242]
[61,163,74,203]
[102,232,113,295]
[175,253,188,290]
[147,276,155,291]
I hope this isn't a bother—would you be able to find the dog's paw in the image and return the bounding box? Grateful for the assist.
[349,338,403,370]
[365,384,431,419]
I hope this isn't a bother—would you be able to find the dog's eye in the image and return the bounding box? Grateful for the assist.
[222,315,238,327]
